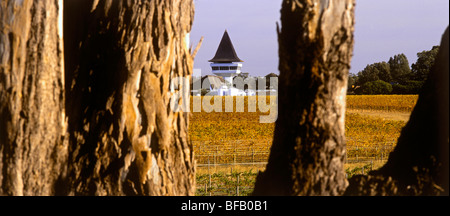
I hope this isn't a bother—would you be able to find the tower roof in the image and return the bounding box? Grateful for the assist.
[209,30,243,63]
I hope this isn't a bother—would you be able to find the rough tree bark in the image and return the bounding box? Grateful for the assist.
[63,0,196,195]
[253,0,355,196]
[1,0,196,196]
[345,27,449,196]
[0,0,68,195]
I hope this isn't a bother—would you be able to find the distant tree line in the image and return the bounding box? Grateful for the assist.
[348,46,440,95]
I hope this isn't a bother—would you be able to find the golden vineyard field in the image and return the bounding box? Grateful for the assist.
[346,95,418,112]
[189,95,418,165]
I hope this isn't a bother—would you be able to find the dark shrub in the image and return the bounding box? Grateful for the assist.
[359,80,393,95]
[392,81,424,94]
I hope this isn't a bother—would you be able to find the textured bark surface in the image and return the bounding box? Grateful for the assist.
[253,0,355,196]
[345,27,449,196]
[0,0,67,195]
[1,0,195,196]
[64,0,196,195]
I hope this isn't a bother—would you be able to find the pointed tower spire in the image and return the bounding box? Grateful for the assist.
[209,30,243,62]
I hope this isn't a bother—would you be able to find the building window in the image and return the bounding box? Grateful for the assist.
[212,66,219,70]
[230,66,238,70]
[220,66,229,70]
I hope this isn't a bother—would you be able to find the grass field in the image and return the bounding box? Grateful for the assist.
[189,95,418,196]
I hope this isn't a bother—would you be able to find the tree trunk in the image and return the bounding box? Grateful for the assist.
[1,0,195,196]
[0,0,67,195]
[253,0,355,196]
[63,0,196,195]
[345,27,449,196]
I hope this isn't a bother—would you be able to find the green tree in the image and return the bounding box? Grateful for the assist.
[392,80,424,94]
[373,61,391,83]
[357,64,379,85]
[411,46,440,81]
[360,80,393,95]
[356,61,391,86]
[348,73,358,92]
[388,53,411,83]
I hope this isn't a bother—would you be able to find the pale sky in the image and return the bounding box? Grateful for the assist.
[190,0,449,77]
